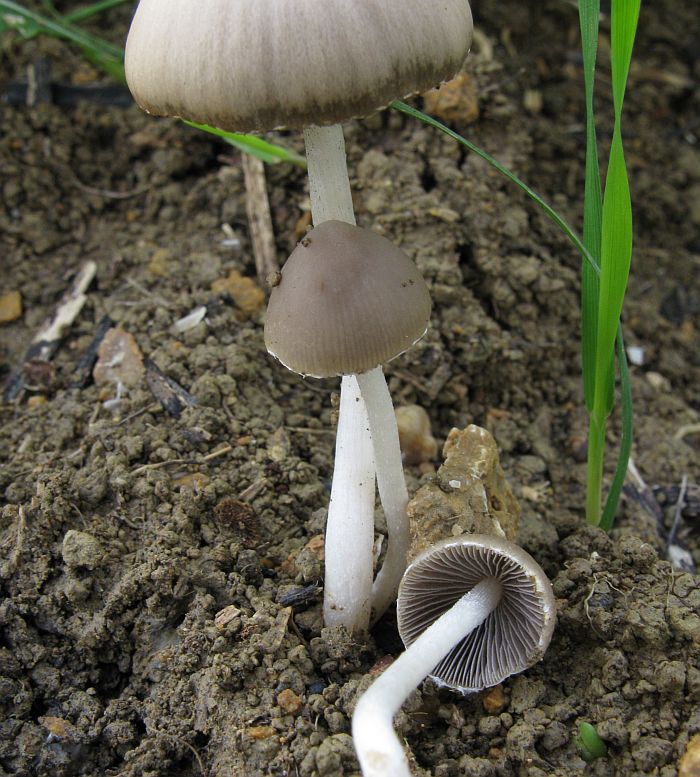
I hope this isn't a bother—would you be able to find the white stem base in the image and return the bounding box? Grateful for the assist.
[355,367,410,623]
[323,375,376,632]
[352,578,503,777]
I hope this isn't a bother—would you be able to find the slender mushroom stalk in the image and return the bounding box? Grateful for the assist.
[354,368,411,622]
[352,535,556,777]
[125,0,474,634]
[304,125,355,225]
[353,579,502,777]
[303,123,377,630]
[323,374,376,628]
[303,125,411,626]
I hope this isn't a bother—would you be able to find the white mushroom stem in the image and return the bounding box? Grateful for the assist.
[304,124,356,225]
[323,375,376,631]
[355,367,411,622]
[305,124,374,632]
[304,124,412,630]
[352,578,503,777]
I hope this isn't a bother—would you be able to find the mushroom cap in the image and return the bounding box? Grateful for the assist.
[125,0,473,132]
[397,535,556,693]
[264,220,431,378]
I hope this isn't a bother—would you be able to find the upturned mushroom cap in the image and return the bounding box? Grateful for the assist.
[397,535,556,693]
[125,0,474,132]
[264,221,431,378]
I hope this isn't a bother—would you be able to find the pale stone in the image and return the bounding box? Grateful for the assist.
[396,404,437,466]
[406,424,520,560]
[93,328,144,388]
[0,291,22,323]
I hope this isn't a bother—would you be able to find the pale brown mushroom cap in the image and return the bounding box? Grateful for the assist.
[125,0,474,132]
[264,221,431,378]
[397,535,556,693]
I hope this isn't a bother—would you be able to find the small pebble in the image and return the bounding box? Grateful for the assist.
[482,684,507,714]
[247,725,275,740]
[0,290,22,323]
[93,328,144,388]
[423,72,479,125]
[396,404,437,465]
[61,530,103,570]
[211,269,265,317]
[679,733,700,777]
[277,688,302,716]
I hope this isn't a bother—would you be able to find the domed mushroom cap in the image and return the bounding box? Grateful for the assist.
[125,0,473,132]
[397,535,556,693]
[264,221,431,378]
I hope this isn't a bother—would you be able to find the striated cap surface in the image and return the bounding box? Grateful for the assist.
[125,0,473,131]
[264,220,431,378]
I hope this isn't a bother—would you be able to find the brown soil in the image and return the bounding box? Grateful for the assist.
[1,2,698,776]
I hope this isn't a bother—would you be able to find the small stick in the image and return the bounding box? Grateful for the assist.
[667,474,688,549]
[131,445,232,475]
[4,261,97,401]
[72,315,114,388]
[144,358,196,419]
[5,505,27,576]
[674,423,700,441]
[241,154,279,284]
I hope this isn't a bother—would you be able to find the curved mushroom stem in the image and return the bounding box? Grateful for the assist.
[352,578,503,777]
[355,367,411,623]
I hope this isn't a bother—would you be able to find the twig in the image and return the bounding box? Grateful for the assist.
[144,358,196,419]
[123,277,172,309]
[241,154,279,284]
[285,426,334,436]
[6,505,27,575]
[667,474,688,549]
[114,402,161,427]
[131,445,233,475]
[72,315,114,388]
[150,729,206,776]
[202,444,233,462]
[674,423,700,441]
[3,261,97,401]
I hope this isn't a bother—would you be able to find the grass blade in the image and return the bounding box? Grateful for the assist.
[184,121,307,169]
[586,0,640,524]
[0,0,125,80]
[578,0,603,413]
[391,100,600,275]
[600,326,633,531]
[64,0,130,24]
[391,88,635,530]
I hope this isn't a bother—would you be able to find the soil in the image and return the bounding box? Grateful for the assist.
[1,2,699,776]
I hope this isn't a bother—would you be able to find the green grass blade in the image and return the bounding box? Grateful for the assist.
[0,0,125,80]
[600,325,633,531]
[578,0,603,413]
[184,121,307,168]
[391,100,600,275]
[64,0,131,24]
[586,0,640,525]
[391,96,635,530]
[592,0,640,422]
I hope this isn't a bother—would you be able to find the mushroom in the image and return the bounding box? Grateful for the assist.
[352,535,556,777]
[265,220,431,627]
[125,0,473,631]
